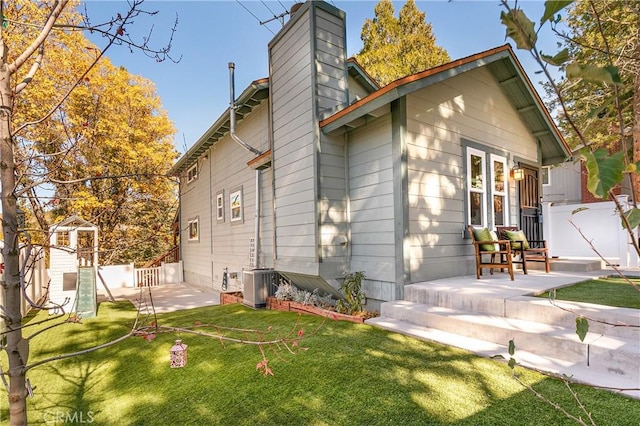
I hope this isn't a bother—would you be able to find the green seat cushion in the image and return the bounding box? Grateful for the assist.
[473,227,497,252]
[504,229,530,250]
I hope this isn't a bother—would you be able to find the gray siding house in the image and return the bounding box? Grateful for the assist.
[169,0,570,306]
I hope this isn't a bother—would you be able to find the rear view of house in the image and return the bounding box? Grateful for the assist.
[170,0,569,307]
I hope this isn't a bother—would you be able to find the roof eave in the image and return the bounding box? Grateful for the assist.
[169,78,269,175]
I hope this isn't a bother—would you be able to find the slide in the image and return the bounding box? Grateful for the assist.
[75,266,97,319]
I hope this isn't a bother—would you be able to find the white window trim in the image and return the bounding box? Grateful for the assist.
[187,217,199,242]
[467,147,487,228]
[216,191,224,222]
[229,187,243,223]
[187,163,198,184]
[490,153,509,227]
[542,165,551,186]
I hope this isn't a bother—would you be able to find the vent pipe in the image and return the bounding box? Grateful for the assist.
[228,62,262,156]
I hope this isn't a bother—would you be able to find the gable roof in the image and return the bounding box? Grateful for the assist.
[347,57,380,93]
[50,215,97,230]
[169,78,270,175]
[320,44,570,166]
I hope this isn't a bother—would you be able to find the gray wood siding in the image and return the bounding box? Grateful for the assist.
[315,8,347,119]
[543,162,581,204]
[180,102,272,291]
[210,103,272,292]
[348,75,373,104]
[348,114,396,287]
[319,132,348,268]
[180,152,213,287]
[405,66,538,282]
[270,2,347,276]
[271,7,317,266]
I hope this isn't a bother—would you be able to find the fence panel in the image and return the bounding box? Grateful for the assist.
[543,200,639,267]
[135,267,161,287]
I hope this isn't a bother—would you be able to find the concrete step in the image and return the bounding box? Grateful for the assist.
[366,315,640,399]
[505,297,640,340]
[404,283,638,339]
[544,258,603,272]
[376,301,639,384]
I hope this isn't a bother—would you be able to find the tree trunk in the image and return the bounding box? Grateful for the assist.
[634,4,640,204]
[0,39,28,426]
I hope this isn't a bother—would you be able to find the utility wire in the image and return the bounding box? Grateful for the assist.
[235,0,275,35]
[261,0,278,19]
[277,0,289,13]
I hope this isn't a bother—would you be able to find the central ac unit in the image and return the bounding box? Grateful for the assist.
[242,269,275,308]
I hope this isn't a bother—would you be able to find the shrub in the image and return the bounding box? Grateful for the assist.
[335,271,366,315]
[274,278,334,308]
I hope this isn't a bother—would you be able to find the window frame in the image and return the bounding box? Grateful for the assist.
[56,230,70,247]
[489,154,509,228]
[187,217,199,242]
[467,147,488,228]
[541,166,551,186]
[187,163,198,184]
[216,190,225,222]
[229,187,243,223]
[465,143,511,230]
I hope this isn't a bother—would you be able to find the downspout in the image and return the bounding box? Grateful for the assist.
[228,63,262,156]
[228,62,262,268]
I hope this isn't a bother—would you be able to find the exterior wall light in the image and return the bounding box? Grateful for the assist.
[512,165,525,181]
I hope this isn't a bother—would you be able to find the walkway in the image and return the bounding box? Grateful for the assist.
[98,283,220,313]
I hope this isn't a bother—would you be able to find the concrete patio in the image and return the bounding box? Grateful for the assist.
[98,283,220,313]
[366,266,640,399]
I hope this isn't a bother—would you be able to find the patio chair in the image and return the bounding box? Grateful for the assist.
[467,225,514,281]
[496,226,550,274]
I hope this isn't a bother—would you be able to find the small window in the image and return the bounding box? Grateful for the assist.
[230,187,243,223]
[188,218,199,241]
[187,164,198,184]
[541,166,551,186]
[57,231,70,246]
[216,191,224,222]
[467,148,486,227]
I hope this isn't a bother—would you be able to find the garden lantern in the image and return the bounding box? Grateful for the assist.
[170,339,188,368]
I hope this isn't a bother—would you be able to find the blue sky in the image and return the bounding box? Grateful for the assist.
[83,1,555,154]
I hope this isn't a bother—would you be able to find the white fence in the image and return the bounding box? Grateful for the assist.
[0,245,49,320]
[543,200,639,267]
[98,261,183,290]
[135,267,161,287]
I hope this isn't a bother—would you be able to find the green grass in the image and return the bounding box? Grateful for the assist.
[3,302,639,425]
[538,275,640,309]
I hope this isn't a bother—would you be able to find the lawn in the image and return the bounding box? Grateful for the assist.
[3,301,639,425]
[538,275,640,309]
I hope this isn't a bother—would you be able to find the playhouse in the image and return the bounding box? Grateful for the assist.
[48,216,99,318]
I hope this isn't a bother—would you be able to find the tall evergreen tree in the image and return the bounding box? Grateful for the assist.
[356,0,450,86]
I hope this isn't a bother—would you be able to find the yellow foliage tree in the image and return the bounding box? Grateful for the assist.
[0,1,177,423]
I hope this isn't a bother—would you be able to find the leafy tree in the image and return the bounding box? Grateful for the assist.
[4,1,178,265]
[0,1,178,423]
[541,0,639,200]
[500,0,640,418]
[355,0,450,86]
[39,61,178,265]
[549,0,638,153]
